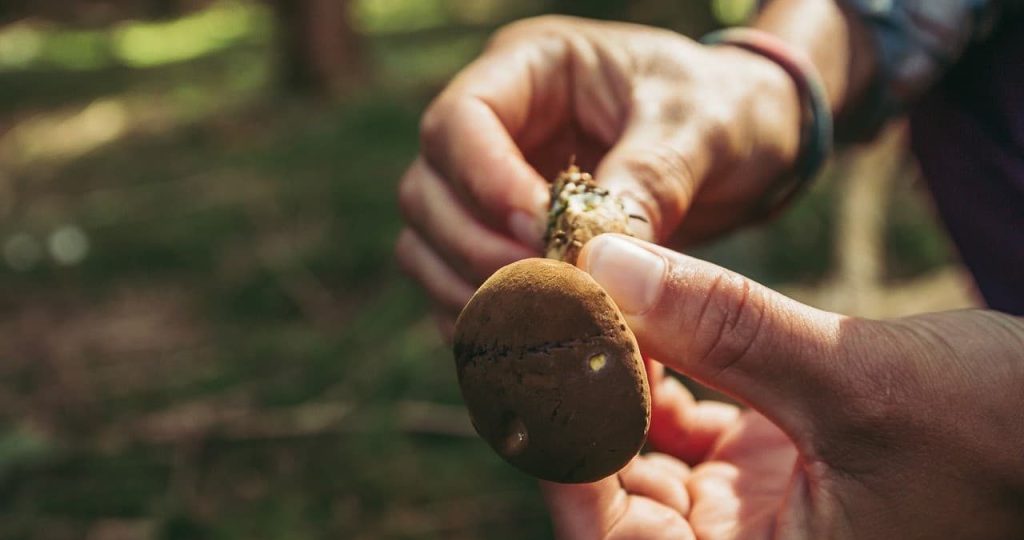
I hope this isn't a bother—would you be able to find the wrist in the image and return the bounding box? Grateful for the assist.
[752,0,876,115]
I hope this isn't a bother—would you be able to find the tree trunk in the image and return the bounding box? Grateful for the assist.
[271,0,365,97]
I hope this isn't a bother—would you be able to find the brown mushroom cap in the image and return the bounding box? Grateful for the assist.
[453,258,650,483]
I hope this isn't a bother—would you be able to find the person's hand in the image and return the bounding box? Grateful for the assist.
[543,234,1024,539]
[396,16,802,339]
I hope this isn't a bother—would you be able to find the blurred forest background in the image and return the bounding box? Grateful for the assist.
[0,0,976,538]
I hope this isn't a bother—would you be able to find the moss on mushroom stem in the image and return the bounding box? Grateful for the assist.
[544,165,633,264]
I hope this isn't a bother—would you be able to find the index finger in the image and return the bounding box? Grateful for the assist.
[418,44,566,246]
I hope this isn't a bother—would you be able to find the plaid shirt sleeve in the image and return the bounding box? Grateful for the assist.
[837,0,1023,138]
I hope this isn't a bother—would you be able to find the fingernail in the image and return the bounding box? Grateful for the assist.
[508,185,550,249]
[582,235,665,315]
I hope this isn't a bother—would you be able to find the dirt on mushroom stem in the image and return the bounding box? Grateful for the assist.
[544,165,634,264]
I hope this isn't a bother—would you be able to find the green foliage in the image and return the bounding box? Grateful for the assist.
[0,2,269,72]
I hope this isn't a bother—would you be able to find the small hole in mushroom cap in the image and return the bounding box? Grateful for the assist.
[589,353,607,372]
[500,415,529,457]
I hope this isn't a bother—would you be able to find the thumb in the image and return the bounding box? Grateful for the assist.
[592,97,709,242]
[578,234,869,443]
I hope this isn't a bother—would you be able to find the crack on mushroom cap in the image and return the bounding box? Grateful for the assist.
[455,333,621,365]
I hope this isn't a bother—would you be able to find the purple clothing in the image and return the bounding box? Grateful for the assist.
[909,16,1024,315]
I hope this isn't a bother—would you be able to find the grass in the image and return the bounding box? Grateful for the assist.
[0,1,960,538]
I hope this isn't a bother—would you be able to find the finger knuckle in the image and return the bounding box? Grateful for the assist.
[487,20,525,47]
[692,97,740,160]
[397,169,421,223]
[418,100,448,156]
[489,15,571,46]
[411,225,493,287]
[622,145,694,219]
[393,230,419,276]
[688,269,766,378]
[605,504,685,540]
[625,145,682,184]
[467,170,513,213]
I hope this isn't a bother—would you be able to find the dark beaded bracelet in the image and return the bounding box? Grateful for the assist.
[701,27,834,219]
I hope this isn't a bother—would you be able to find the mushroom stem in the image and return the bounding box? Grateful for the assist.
[544,166,633,264]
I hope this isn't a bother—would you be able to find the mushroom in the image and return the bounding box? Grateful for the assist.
[453,166,650,483]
